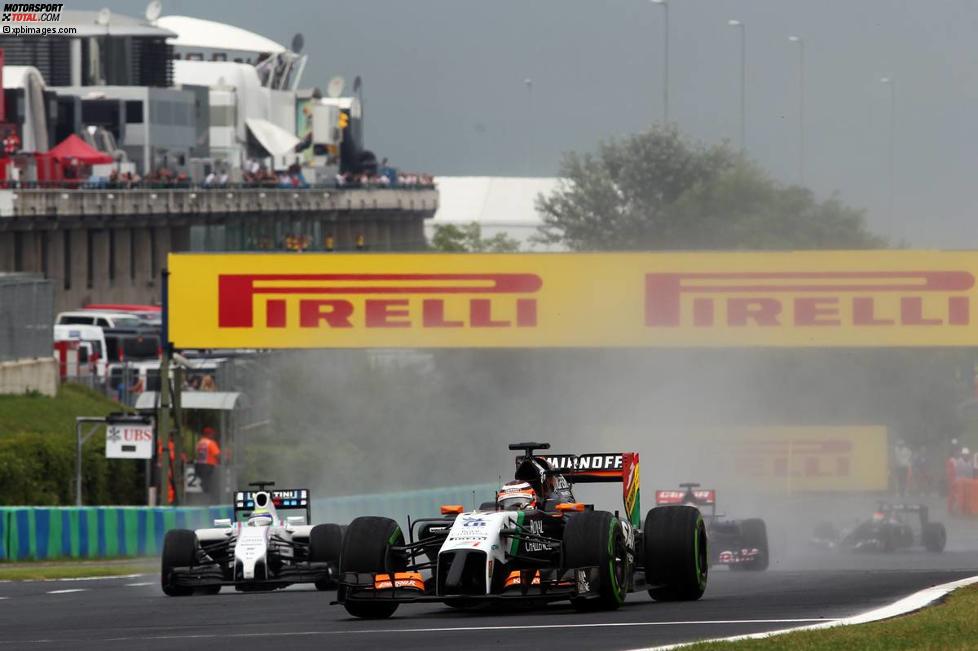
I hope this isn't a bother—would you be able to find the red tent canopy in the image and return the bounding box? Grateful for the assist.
[48,134,113,164]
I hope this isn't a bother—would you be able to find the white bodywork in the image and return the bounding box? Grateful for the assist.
[194,492,313,581]
[438,511,519,595]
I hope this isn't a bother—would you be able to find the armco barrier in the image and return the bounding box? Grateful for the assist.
[0,507,231,561]
[0,484,500,561]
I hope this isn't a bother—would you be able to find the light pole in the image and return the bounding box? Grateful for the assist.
[524,77,533,176]
[788,35,806,185]
[728,19,747,152]
[651,0,669,123]
[880,76,896,222]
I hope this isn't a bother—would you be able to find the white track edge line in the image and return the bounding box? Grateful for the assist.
[640,574,978,651]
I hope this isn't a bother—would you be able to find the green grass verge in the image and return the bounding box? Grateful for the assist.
[0,384,123,437]
[688,584,978,651]
[0,384,147,505]
[0,558,156,581]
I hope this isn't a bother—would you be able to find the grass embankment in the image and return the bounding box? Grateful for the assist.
[0,384,144,505]
[0,558,156,581]
[689,584,978,651]
[0,383,122,435]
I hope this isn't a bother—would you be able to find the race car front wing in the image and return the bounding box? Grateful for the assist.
[167,561,334,588]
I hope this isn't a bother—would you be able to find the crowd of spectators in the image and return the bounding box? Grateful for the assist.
[335,171,435,188]
[4,161,435,190]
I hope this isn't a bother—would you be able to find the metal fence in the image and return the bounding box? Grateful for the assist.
[0,273,53,362]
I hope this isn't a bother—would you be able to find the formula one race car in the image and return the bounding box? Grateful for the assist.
[335,443,708,619]
[161,482,344,595]
[655,483,769,571]
[811,502,946,553]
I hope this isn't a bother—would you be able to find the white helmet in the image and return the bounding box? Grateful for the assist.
[496,481,537,510]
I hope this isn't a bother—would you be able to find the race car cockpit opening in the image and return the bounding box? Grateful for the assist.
[248,513,273,527]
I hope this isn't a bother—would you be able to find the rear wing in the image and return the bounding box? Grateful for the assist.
[541,453,641,527]
[655,489,716,506]
[234,488,311,523]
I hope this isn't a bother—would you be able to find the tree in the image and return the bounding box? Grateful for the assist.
[535,125,884,250]
[430,222,520,252]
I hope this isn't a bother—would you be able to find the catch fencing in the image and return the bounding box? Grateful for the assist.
[0,273,52,363]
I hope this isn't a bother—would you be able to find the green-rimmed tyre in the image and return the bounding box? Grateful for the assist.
[339,516,405,619]
[644,505,708,601]
[564,510,630,611]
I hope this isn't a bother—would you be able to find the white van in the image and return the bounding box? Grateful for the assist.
[56,311,145,329]
[54,324,108,378]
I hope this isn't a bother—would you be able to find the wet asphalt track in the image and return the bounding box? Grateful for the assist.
[2,551,976,651]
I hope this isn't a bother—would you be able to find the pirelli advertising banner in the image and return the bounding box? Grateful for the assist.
[167,250,978,349]
[716,426,889,492]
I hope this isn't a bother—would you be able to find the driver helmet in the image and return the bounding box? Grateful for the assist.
[497,480,537,510]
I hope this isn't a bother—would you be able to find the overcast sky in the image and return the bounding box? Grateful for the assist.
[73,0,978,246]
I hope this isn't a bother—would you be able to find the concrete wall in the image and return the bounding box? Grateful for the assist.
[0,357,59,396]
[0,188,436,312]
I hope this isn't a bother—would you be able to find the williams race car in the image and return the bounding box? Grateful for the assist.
[335,442,708,619]
[655,483,769,571]
[811,502,946,553]
[161,482,344,595]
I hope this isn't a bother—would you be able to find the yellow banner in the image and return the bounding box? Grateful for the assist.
[714,426,889,492]
[167,250,978,349]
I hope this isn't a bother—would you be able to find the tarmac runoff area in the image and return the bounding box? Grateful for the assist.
[1,552,977,651]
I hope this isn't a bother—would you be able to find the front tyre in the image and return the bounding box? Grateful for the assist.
[563,510,629,611]
[339,517,405,619]
[644,505,708,601]
[161,529,197,597]
[309,523,344,590]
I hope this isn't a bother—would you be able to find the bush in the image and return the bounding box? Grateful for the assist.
[0,385,146,505]
[0,430,145,505]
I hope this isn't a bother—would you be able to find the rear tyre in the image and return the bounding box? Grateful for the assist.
[645,505,708,601]
[923,522,947,553]
[339,516,405,619]
[563,510,629,611]
[161,529,197,597]
[730,519,768,572]
[309,523,344,590]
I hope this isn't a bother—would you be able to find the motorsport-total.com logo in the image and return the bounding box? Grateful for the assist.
[2,3,64,22]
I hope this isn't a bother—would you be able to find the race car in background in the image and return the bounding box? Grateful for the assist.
[656,483,769,571]
[161,482,344,595]
[335,443,708,619]
[811,502,946,553]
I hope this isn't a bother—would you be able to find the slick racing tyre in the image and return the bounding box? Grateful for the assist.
[922,522,947,553]
[645,505,708,601]
[161,529,197,597]
[340,517,405,619]
[730,519,769,572]
[563,510,629,611]
[309,523,344,590]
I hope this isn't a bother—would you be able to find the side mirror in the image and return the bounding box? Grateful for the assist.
[213,518,232,527]
[286,516,306,526]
